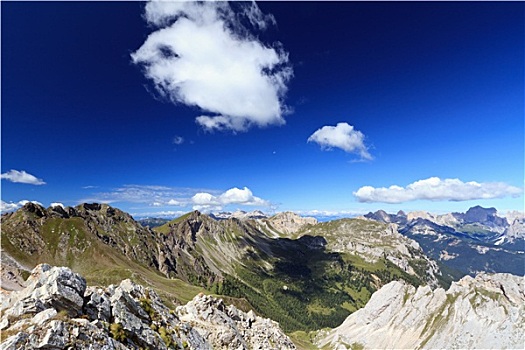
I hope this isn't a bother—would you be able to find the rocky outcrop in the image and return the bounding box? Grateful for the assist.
[177,294,296,349]
[317,272,525,349]
[0,264,295,350]
[267,212,317,235]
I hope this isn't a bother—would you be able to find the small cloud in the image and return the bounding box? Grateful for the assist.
[191,186,269,211]
[152,202,163,207]
[50,202,65,209]
[1,200,42,213]
[131,1,292,132]
[192,192,219,206]
[173,136,184,145]
[307,122,372,160]
[82,185,98,189]
[354,177,523,203]
[167,199,181,206]
[1,170,46,185]
[131,210,188,219]
[0,200,22,212]
[219,187,267,206]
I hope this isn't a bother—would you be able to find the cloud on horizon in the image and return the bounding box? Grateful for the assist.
[83,184,270,212]
[132,0,292,132]
[308,122,373,161]
[1,170,46,185]
[0,200,43,213]
[354,177,523,203]
[191,186,269,211]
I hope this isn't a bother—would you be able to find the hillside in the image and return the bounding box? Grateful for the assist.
[317,272,524,349]
[1,204,223,310]
[152,211,445,332]
[1,203,443,335]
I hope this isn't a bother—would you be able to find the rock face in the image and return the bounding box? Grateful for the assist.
[177,294,296,350]
[0,264,295,350]
[267,212,317,235]
[317,272,525,350]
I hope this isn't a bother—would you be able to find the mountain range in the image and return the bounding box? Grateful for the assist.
[1,203,523,349]
[363,205,524,277]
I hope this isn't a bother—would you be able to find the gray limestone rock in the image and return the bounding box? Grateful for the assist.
[317,272,525,349]
[1,264,295,350]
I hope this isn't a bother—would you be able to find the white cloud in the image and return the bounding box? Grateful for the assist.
[131,0,292,132]
[131,210,188,219]
[296,209,365,218]
[0,200,42,213]
[1,170,46,185]
[354,177,523,203]
[173,136,184,145]
[191,186,268,211]
[167,199,181,206]
[83,185,204,205]
[219,187,267,205]
[192,192,219,206]
[83,184,269,211]
[50,202,65,209]
[307,122,372,160]
[18,200,43,206]
[0,200,22,212]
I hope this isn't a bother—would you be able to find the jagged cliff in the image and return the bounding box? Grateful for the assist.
[316,272,525,349]
[0,264,295,350]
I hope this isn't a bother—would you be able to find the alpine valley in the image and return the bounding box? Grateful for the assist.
[1,203,523,349]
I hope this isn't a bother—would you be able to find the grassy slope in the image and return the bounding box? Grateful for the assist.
[1,213,253,313]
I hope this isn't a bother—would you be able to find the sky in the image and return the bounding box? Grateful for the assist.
[1,1,524,219]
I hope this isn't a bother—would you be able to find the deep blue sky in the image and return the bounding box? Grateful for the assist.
[2,1,523,218]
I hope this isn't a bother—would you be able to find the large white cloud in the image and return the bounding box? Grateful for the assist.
[191,186,268,211]
[132,0,292,132]
[307,122,372,160]
[354,177,523,203]
[1,170,46,185]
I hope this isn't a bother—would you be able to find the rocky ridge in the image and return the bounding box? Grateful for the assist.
[0,264,295,350]
[264,212,317,235]
[317,272,525,349]
[363,206,525,276]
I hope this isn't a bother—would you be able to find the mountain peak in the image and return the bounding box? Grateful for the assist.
[268,211,317,234]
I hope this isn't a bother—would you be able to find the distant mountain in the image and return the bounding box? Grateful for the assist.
[363,206,525,276]
[209,210,268,220]
[317,272,524,349]
[137,217,170,228]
